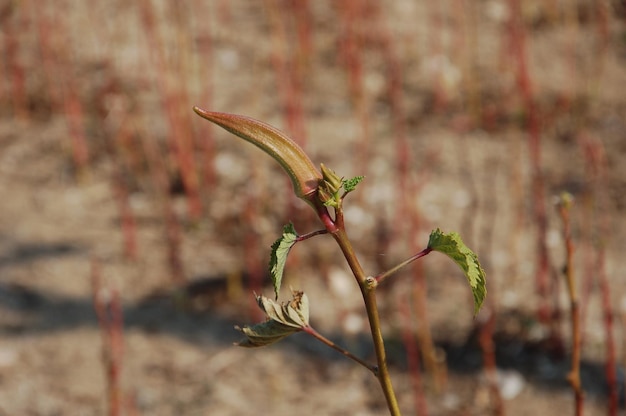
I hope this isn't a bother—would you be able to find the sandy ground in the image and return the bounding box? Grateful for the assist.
[1,1,626,415]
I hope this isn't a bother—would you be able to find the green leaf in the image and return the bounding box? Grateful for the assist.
[269,223,298,299]
[236,291,310,348]
[427,228,487,315]
[342,175,364,193]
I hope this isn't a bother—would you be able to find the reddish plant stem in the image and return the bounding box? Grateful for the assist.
[32,1,90,177]
[192,0,217,189]
[5,3,28,120]
[335,1,372,177]
[264,0,312,232]
[375,248,431,286]
[107,114,139,261]
[138,0,202,220]
[592,0,610,85]
[112,173,138,261]
[141,129,186,285]
[476,158,504,415]
[557,195,584,416]
[411,226,444,394]
[296,229,328,242]
[91,258,124,416]
[578,132,616,414]
[302,325,376,373]
[31,3,62,112]
[508,0,550,324]
[264,0,308,147]
[427,1,449,112]
[399,291,428,416]
[456,0,482,126]
[599,248,617,415]
[479,307,504,416]
[64,84,90,178]
[243,187,264,321]
[164,199,185,285]
[313,199,400,415]
[288,0,312,71]
[369,1,411,236]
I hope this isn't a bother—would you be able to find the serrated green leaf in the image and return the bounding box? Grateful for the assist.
[427,228,487,315]
[343,175,364,193]
[269,223,298,299]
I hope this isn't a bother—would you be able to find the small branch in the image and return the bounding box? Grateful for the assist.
[557,194,584,415]
[376,247,432,285]
[302,325,377,374]
[91,258,124,416]
[296,229,328,242]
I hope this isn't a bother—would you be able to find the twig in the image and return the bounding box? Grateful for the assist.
[91,258,124,416]
[302,325,377,374]
[557,193,584,415]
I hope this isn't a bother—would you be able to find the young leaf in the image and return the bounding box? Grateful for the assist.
[427,228,487,315]
[236,291,310,348]
[343,175,364,193]
[269,223,298,299]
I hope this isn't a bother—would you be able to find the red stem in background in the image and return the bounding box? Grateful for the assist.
[408,177,445,394]
[593,0,610,78]
[366,0,410,233]
[288,0,312,72]
[4,3,28,120]
[243,188,265,321]
[192,0,217,189]
[142,127,186,286]
[455,0,482,128]
[264,0,314,234]
[508,0,551,325]
[32,1,90,177]
[63,79,90,178]
[138,0,202,220]
[476,158,505,415]
[427,1,449,112]
[112,172,138,261]
[479,308,504,416]
[109,114,139,261]
[164,198,185,286]
[578,132,617,415]
[34,0,90,178]
[399,293,428,416]
[264,0,308,147]
[31,2,62,110]
[91,258,124,416]
[599,248,617,416]
[335,1,372,178]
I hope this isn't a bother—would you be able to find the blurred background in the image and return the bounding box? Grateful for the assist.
[0,0,625,414]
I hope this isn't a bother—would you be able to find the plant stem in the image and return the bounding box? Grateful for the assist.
[296,229,328,242]
[302,326,376,373]
[557,194,583,415]
[376,248,432,285]
[318,204,400,415]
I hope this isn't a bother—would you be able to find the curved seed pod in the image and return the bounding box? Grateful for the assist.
[193,108,322,204]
